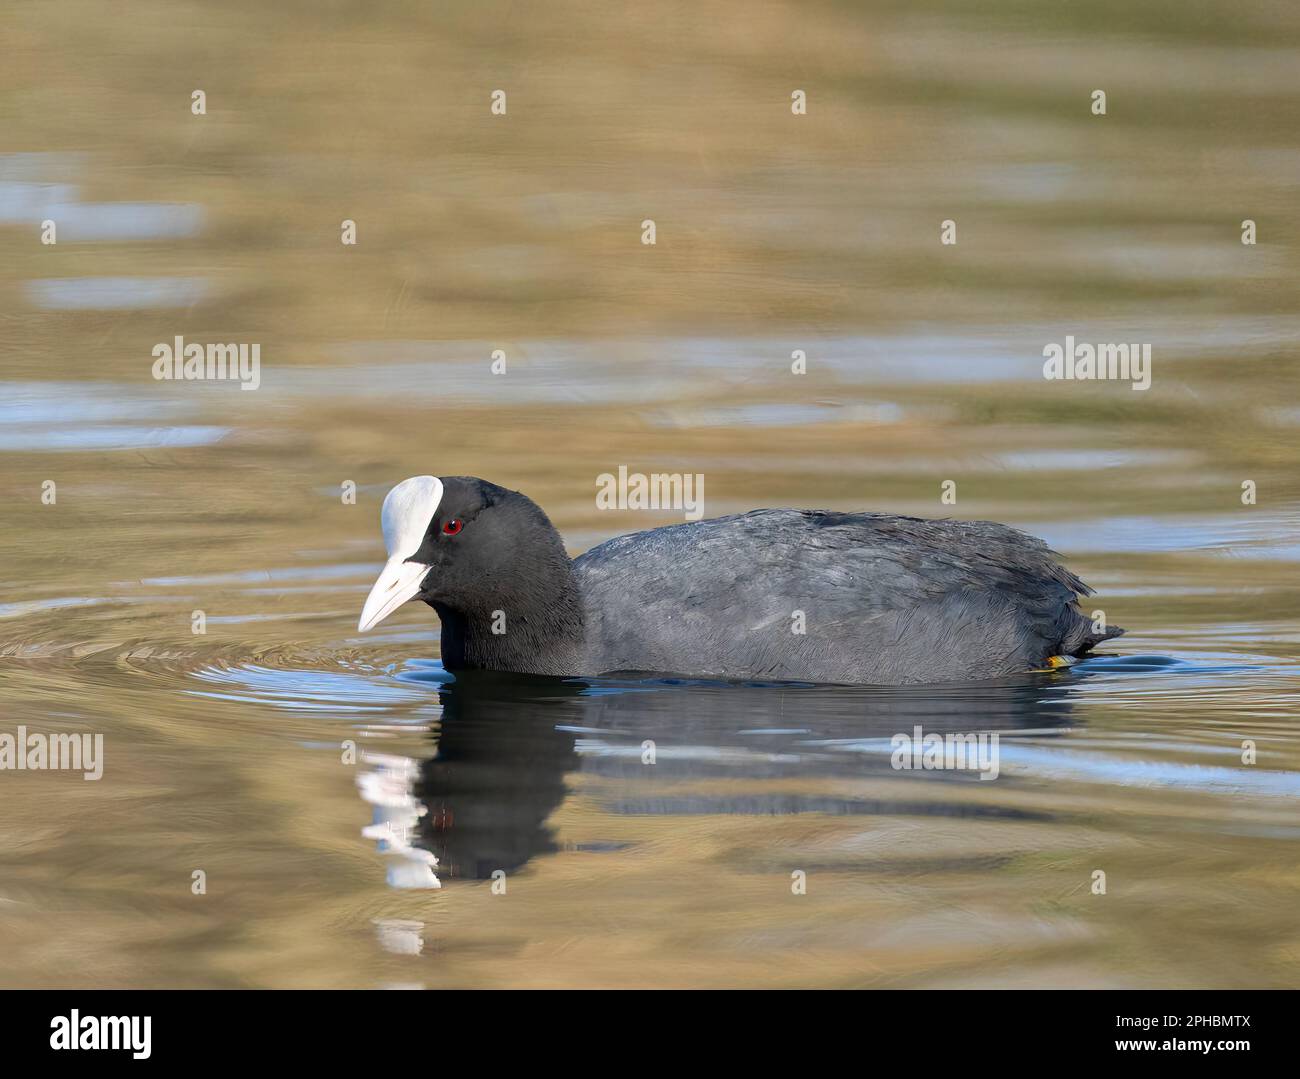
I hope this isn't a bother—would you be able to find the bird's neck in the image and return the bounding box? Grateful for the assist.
[432,562,586,677]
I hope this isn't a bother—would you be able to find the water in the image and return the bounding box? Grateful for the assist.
[2,0,1298,988]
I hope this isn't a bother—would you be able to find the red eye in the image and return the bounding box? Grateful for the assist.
[442,518,463,536]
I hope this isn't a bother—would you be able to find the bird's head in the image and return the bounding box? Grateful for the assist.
[357,475,567,632]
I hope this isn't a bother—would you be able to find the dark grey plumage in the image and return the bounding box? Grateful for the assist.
[389,478,1123,685]
[575,509,1122,684]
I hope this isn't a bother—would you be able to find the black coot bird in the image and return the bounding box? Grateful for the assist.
[358,475,1123,685]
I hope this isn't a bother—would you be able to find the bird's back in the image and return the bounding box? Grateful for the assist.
[573,509,1120,684]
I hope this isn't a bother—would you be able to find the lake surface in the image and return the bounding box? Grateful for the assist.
[1,0,1298,988]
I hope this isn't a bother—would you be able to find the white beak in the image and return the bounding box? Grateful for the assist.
[357,475,445,633]
[358,556,432,632]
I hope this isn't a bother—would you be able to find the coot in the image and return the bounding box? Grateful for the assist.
[358,475,1123,685]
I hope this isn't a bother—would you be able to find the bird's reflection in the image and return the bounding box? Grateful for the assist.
[410,671,582,880]
[391,666,1084,882]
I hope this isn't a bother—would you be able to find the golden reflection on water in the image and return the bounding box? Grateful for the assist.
[1,1,1298,987]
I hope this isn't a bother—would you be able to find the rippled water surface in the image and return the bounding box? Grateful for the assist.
[2,0,1298,988]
